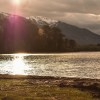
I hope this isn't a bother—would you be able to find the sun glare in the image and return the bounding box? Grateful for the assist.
[11,0,21,6]
[12,54,28,75]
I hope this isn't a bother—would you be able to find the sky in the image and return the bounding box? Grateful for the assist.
[0,0,100,35]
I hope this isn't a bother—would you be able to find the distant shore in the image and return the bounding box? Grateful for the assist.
[0,74,100,99]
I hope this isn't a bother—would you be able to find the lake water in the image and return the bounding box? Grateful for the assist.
[0,52,100,79]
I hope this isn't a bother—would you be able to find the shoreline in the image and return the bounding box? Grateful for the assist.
[0,74,100,80]
[0,74,100,99]
[0,51,100,55]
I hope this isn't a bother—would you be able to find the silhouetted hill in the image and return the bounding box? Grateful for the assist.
[0,13,100,53]
[57,22,100,45]
[0,13,38,53]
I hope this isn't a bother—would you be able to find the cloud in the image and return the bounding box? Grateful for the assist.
[60,13,100,34]
[0,0,100,34]
[23,0,100,15]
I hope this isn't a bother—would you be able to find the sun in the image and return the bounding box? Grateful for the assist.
[11,0,21,6]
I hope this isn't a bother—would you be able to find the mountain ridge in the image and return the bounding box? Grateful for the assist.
[27,15,100,45]
[0,12,100,45]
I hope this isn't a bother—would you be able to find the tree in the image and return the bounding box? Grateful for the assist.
[69,39,77,50]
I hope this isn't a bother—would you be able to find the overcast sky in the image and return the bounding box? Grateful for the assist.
[0,0,100,35]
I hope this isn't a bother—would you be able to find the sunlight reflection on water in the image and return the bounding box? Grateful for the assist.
[11,54,28,75]
[0,54,30,75]
[0,52,100,79]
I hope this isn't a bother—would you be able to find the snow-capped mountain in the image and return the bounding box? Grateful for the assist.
[28,16,100,45]
[28,16,58,26]
[0,12,100,45]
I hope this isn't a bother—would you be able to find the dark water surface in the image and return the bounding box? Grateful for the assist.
[0,52,100,79]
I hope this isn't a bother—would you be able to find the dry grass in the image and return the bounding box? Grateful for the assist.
[0,79,96,100]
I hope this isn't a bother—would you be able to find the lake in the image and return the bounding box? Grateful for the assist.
[0,52,100,79]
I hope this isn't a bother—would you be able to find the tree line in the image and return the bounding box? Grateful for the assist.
[0,14,77,53]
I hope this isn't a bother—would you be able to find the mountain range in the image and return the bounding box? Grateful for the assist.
[0,12,100,53]
[28,16,100,45]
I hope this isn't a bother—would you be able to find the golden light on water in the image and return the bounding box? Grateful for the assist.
[12,54,28,75]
